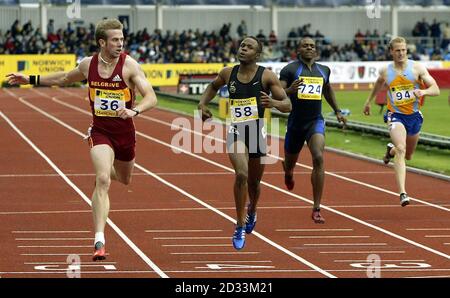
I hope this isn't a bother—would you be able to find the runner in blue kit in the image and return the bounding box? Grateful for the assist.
[280,37,347,223]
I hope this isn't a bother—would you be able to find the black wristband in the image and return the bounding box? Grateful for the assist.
[132,108,140,116]
[335,109,342,115]
[29,75,40,86]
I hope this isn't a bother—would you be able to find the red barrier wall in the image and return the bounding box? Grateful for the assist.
[429,69,450,88]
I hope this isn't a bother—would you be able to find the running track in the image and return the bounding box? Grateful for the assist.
[1,87,449,278]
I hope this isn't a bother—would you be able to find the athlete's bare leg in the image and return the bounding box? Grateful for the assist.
[283,151,300,178]
[405,133,420,161]
[112,158,135,185]
[247,157,265,215]
[307,134,325,210]
[228,140,249,227]
[389,122,408,194]
[90,145,115,235]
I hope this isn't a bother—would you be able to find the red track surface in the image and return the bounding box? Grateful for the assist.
[1,87,449,278]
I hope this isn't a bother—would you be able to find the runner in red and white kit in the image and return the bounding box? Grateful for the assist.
[7,19,158,261]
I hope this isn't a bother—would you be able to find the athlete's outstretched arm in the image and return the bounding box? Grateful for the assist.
[261,70,291,113]
[6,58,89,86]
[198,67,229,121]
[323,83,346,126]
[119,59,157,119]
[415,63,440,97]
[364,67,387,115]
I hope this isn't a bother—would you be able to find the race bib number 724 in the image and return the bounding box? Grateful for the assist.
[297,77,324,100]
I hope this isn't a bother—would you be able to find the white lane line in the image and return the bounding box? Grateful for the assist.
[407,275,450,278]
[0,171,395,178]
[320,251,405,254]
[0,271,160,275]
[407,228,450,231]
[162,244,232,247]
[290,236,370,239]
[15,238,94,241]
[15,238,93,241]
[277,229,353,232]
[154,237,230,240]
[146,229,222,233]
[17,245,92,248]
[1,173,95,178]
[2,269,450,275]
[195,265,275,269]
[12,231,91,233]
[302,243,387,246]
[21,253,109,256]
[4,205,435,216]
[3,210,92,215]
[334,259,425,263]
[425,235,450,238]
[41,94,450,264]
[0,172,232,177]
[24,262,116,265]
[0,108,168,278]
[20,92,335,278]
[180,260,273,263]
[170,252,260,255]
[163,269,450,273]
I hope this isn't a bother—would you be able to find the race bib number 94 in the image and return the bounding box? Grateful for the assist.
[297,77,323,100]
[94,89,126,117]
[230,97,258,123]
[391,84,416,106]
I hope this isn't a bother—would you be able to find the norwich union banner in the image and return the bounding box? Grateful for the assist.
[141,61,444,87]
[0,55,76,85]
[141,63,228,87]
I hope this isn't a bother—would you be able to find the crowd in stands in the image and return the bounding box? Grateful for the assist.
[1,18,450,63]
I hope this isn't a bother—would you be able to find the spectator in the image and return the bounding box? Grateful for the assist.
[269,30,277,45]
[11,19,21,37]
[442,22,450,49]
[3,19,448,64]
[315,30,324,45]
[287,27,297,48]
[354,29,365,44]
[47,19,54,35]
[236,20,247,38]
[430,19,441,48]
[23,20,33,35]
[256,29,266,44]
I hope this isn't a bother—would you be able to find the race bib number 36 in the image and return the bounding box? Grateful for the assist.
[391,84,416,106]
[94,89,126,117]
[297,77,323,100]
[230,97,258,123]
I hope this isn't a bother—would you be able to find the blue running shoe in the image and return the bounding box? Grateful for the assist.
[232,225,246,250]
[245,212,257,234]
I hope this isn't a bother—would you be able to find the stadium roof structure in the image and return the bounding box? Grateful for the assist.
[1,0,449,6]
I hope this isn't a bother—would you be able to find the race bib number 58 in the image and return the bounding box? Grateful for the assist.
[230,97,258,123]
[94,89,126,117]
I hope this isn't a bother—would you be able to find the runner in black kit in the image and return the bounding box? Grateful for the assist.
[280,37,346,224]
[198,36,291,250]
